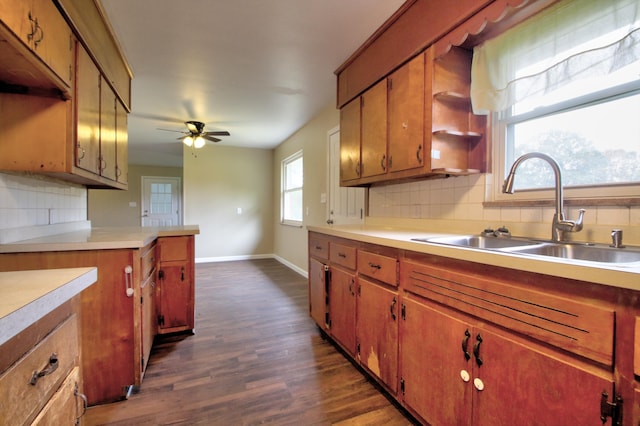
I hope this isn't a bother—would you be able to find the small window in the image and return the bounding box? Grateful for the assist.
[281,150,303,226]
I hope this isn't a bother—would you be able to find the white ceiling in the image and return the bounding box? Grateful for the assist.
[99,0,406,167]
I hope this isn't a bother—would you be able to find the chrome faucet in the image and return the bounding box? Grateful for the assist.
[502,152,585,242]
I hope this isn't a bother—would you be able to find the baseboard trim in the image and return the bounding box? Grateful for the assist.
[195,254,308,279]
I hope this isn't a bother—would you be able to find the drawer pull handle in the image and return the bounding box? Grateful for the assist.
[368,262,382,270]
[338,252,347,258]
[124,265,134,297]
[473,334,483,367]
[30,353,58,385]
[75,382,88,420]
[462,329,471,361]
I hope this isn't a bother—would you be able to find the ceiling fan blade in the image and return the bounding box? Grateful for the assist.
[203,135,221,143]
[204,131,231,136]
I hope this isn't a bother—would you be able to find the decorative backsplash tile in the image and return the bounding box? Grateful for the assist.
[368,174,635,244]
[0,173,87,230]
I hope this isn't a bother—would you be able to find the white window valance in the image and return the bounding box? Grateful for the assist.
[470,0,640,114]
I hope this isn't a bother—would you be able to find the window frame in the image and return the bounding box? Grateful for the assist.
[281,150,304,227]
[489,81,640,206]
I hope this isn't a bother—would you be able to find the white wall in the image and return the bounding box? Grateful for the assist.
[272,104,339,273]
[183,144,274,261]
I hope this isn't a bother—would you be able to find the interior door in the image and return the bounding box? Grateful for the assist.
[141,176,181,226]
[328,126,365,225]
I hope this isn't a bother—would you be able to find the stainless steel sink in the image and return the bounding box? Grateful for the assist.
[504,243,640,265]
[413,235,640,265]
[413,235,541,249]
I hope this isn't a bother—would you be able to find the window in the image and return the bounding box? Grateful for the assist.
[472,0,640,202]
[281,150,303,226]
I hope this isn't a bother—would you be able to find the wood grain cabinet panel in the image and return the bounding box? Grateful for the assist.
[329,242,357,270]
[309,257,328,328]
[360,79,388,179]
[0,315,79,425]
[358,250,398,287]
[339,96,362,182]
[0,0,74,90]
[156,236,195,334]
[388,53,425,174]
[31,366,84,426]
[328,266,357,355]
[357,277,399,394]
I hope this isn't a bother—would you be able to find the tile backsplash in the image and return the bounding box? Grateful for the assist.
[368,174,639,245]
[0,172,87,230]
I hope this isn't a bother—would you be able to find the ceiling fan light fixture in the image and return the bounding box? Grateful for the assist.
[193,136,206,149]
[183,136,194,147]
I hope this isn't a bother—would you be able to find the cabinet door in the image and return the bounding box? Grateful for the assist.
[140,274,155,374]
[357,277,399,394]
[75,45,101,175]
[388,53,425,173]
[360,79,388,178]
[400,298,472,426]
[31,367,84,426]
[339,96,361,182]
[309,257,328,328]
[116,99,128,184]
[31,0,74,87]
[157,261,193,332]
[328,267,356,355]
[473,327,615,426]
[99,77,117,181]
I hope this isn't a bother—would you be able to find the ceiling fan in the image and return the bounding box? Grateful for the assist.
[158,121,230,148]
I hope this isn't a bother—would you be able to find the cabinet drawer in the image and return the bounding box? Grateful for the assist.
[0,315,78,425]
[140,242,157,280]
[31,366,83,426]
[158,236,190,262]
[309,235,329,260]
[330,243,357,270]
[401,260,615,366]
[358,251,398,286]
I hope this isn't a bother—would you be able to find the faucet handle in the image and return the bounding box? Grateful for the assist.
[573,209,586,231]
[610,229,625,248]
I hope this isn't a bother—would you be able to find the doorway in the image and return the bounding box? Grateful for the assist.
[141,176,182,226]
[327,126,365,225]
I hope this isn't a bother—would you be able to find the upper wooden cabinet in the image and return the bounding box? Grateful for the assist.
[0,0,75,94]
[361,79,388,179]
[56,0,132,109]
[0,0,131,189]
[335,0,493,108]
[388,53,425,174]
[340,47,486,186]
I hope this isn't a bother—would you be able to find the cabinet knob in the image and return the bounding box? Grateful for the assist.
[460,369,470,383]
[473,377,485,391]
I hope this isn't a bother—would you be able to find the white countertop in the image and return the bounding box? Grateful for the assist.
[308,225,640,292]
[0,267,98,345]
[0,225,200,253]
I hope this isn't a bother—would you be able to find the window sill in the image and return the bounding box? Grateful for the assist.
[484,197,640,208]
[280,221,303,228]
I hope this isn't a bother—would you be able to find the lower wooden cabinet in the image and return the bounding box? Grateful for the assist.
[156,236,195,334]
[400,296,613,425]
[328,266,357,355]
[309,257,328,328]
[357,277,399,394]
[308,231,630,425]
[0,313,86,425]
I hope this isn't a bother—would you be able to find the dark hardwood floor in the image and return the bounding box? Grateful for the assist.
[85,259,416,425]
